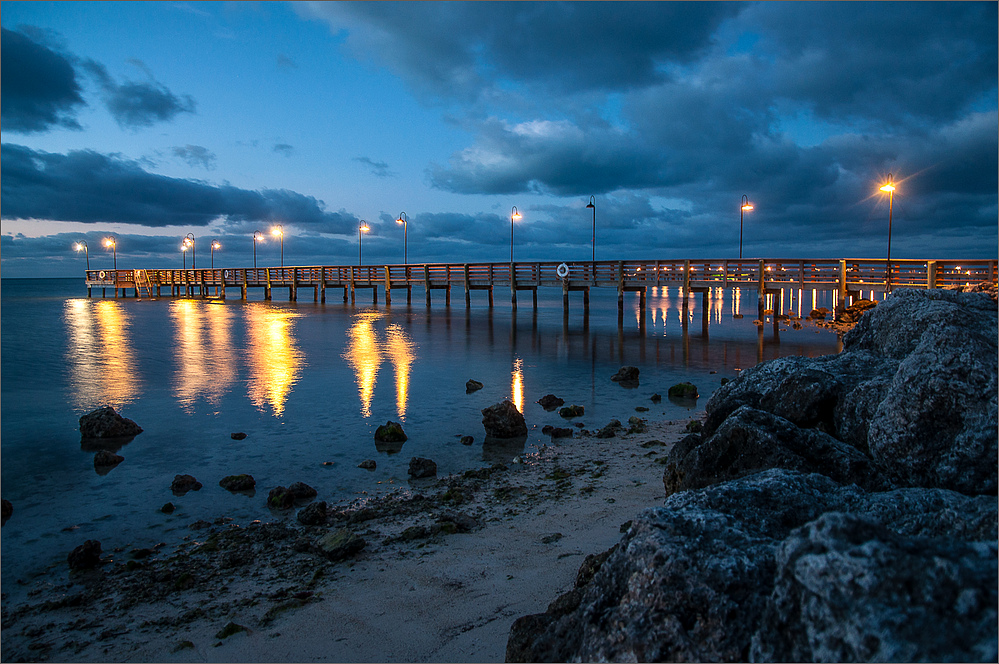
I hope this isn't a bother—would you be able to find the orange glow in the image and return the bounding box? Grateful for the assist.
[246,306,304,416]
[343,313,381,417]
[65,299,141,409]
[170,300,237,411]
[880,182,895,193]
[360,223,370,233]
[511,358,524,412]
[742,203,754,211]
[271,227,283,236]
[385,324,415,420]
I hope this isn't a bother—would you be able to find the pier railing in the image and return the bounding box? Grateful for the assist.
[85,257,997,308]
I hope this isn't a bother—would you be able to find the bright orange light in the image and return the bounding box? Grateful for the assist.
[74,243,83,251]
[271,227,283,236]
[512,211,522,220]
[212,241,221,250]
[396,218,404,225]
[742,203,754,211]
[880,182,895,193]
[104,238,115,248]
[181,245,188,251]
[360,224,370,233]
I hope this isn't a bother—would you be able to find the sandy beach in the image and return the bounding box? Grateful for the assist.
[1,417,692,663]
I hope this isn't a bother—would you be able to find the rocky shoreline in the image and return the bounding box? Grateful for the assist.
[507,287,998,662]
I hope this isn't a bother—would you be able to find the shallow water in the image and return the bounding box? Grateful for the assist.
[1,277,842,598]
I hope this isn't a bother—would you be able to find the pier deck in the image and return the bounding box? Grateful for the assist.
[84,257,998,317]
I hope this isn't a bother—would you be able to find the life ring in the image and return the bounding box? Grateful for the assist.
[224,270,232,280]
[98,270,106,279]
[556,263,570,278]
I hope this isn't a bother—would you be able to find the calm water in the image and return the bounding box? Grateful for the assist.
[1,277,841,597]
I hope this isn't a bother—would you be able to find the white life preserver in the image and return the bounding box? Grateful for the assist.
[556,263,570,278]
[224,270,232,280]
[99,270,106,279]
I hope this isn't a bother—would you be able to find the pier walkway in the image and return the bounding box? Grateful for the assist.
[85,257,997,317]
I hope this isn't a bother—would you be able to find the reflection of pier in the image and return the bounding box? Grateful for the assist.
[86,258,996,321]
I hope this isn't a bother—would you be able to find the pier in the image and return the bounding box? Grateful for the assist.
[84,257,997,319]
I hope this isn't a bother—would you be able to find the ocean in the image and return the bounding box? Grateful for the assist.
[1,276,842,599]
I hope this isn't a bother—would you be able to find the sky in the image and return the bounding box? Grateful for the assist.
[2,1,997,277]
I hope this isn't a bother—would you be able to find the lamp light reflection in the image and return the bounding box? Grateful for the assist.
[512,358,524,413]
[246,306,303,416]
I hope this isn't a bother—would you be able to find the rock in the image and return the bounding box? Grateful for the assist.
[549,427,573,439]
[219,474,256,492]
[68,540,102,570]
[79,406,143,439]
[93,449,124,469]
[358,459,377,470]
[667,382,698,399]
[541,533,563,544]
[1,498,11,526]
[595,419,622,438]
[808,307,830,320]
[558,404,584,418]
[610,366,640,382]
[297,500,328,526]
[160,502,175,514]
[650,393,662,403]
[460,435,474,446]
[409,457,438,479]
[465,379,484,393]
[537,394,565,411]
[215,621,248,639]
[438,511,480,533]
[634,406,649,412]
[171,474,202,495]
[230,432,247,440]
[507,469,998,663]
[267,482,318,509]
[626,416,646,434]
[374,421,408,443]
[318,528,366,561]
[481,400,528,438]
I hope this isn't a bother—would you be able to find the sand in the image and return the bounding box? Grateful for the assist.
[1,417,693,663]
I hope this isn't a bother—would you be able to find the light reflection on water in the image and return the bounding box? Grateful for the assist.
[245,306,304,416]
[64,299,141,409]
[512,357,524,412]
[342,313,416,420]
[171,300,238,411]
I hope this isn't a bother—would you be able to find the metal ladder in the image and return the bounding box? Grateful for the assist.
[134,269,152,297]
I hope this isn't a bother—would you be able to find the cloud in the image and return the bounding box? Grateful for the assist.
[273,143,295,158]
[82,59,196,129]
[1,143,358,234]
[172,144,217,170]
[0,26,86,133]
[353,156,395,178]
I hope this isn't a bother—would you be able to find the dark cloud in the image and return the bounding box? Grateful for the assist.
[273,143,295,157]
[172,144,217,170]
[82,59,196,129]
[300,2,738,101]
[1,144,357,234]
[0,26,86,133]
[353,156,395,178]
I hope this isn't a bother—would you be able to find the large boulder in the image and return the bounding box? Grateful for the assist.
[481,400,527,438]
[507,470,998,662]
[267,482,318,509]
[79,406,143,439]
[374,421,407,443]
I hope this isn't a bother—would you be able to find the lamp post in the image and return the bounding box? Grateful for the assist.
[181,241,188,268]
[739,195,754,260]
[74,241,90,270]
[104,236,117,269]
[183,233,196,269]
[396,212,408,264]
[211,240,221,269]
[880,174,895,291]
[271,225,284,267]
[510,206,521,264]
[253,230,263,268]
[585,196,597,265]
[358,221,369,265]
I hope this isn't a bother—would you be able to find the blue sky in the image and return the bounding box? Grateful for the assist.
[2,1,997,277]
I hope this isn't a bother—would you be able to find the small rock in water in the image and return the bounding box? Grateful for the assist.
[481,400,528,438]
[466,379,484,393]
[537,394,565,411]
[79,405,143,439]
[230,432,247,440]
[68,539,102,570]
[635,406,650,412]
[611,366,640,382]
[358,459,377,470]
[559,404,585,418]
[297,501,328,526]
[460,435,475,446]
[94,450,124,468]
[549,427,574,439]
[171,474,203,495]
[160,502,175,514]
[219,474,256,492]
[409,457,438,479]
[267,482,318,509]
[1,499,12,526]
[667,382,699,399]
[374,421,408,443]
[650,393,662,403]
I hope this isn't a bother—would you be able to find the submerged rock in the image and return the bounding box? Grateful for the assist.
[481,400,528,438]
[408,457,438,479]
[537,394,565,411]
[558,404,584,418]
[1,499,12,526]
[230,432,247,440]
[79,406,143,439]
[667,382,698,399]
[610,366,640,382]
[374,421,408,443]
[219,474,256,492]
[68,539,103,570]
[93,449,124,470]
[267,482,318,510]
[460,435,474,446]
[465,379,484,393]
[358,459,377,470]
[171,474,203,495]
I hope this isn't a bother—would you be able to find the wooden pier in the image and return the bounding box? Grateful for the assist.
[84,257,997,318]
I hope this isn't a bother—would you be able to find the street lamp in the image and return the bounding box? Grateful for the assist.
[879,174,896,291]
[271,225,284,267]
[211,239,221,269]
[253,230,263,268]
[510,206,521,263]
[74,240,90,270]
[358,221,369,265]
[396,212,408,264]
[586,196,596,263]
[183,233,196,269]
[104,236,117,269]
[181,241,189,268]
[739,195,754,260]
